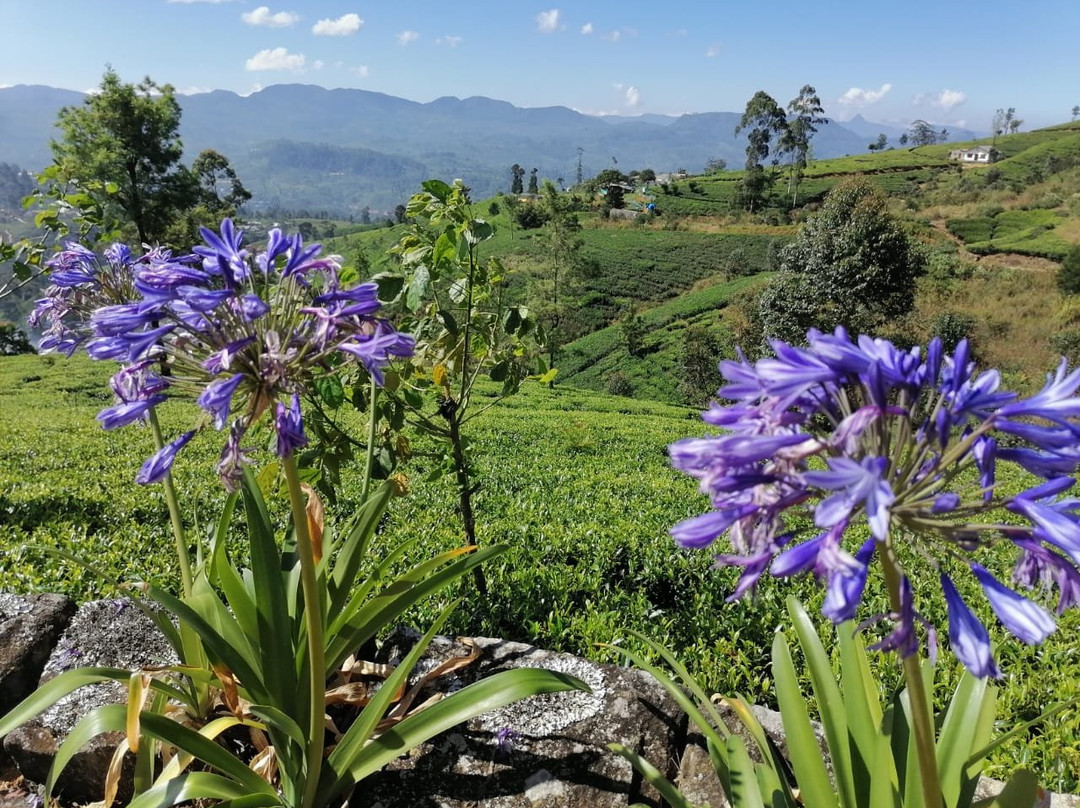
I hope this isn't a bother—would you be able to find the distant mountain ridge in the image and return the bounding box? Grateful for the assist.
[0,83,984,213]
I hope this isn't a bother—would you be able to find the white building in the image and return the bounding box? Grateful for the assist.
[948,145,997,163]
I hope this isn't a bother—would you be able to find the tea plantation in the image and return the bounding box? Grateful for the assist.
[1,352,1078,790]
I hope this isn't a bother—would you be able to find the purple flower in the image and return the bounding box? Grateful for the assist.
[137,431,195,485]
[942,574,1001,679]
[821,539,875,623]
[804,456,894,541]
[50,219,414,486]
[197,373,245,430]
[97,395,166,430]
[870,575,921,659]
[670,326,1080,677]
[218,421,254,492]
[274,393,308,458]
[970,562,1055,644]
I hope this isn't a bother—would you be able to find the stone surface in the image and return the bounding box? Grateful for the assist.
[354,633,683,808]
[3,599,177,805]
[0,594,76,718]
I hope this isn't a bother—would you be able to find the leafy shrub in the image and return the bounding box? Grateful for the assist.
[1049,330,1080,363]
[606,371,634,397]
[513,203,548,230]
[1058,245,1080,295]
[930,311,978,351]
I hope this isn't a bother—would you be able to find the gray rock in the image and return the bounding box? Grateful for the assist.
[3,599,176,805]
[354,634,682,808]
[0,594,76,718]
[0,593,76,774]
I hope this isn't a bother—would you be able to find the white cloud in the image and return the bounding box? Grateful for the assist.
[351,65,370,78]
[536,9,563,33]
[242,6,299,27]
[436,35,463,46]
[581,22,593,35]
[836,82,892,106]
[624,85,640,109]
[312,13,362,36]
[312,59,325,70]
[0,84,12,90]
[932,89,967,110]
[245,47,306,71]
[396,29,419,45]
[176,85,212,95]
[241,83,263,97]
[705,43,721,58]
[167,0,236,3]
[603,29,621,41]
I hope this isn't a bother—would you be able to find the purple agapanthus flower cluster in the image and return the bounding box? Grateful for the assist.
[52,219,414,490]
[671,327,1080,678]
[29,242,148,356]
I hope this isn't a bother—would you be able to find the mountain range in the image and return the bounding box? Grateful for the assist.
[0,83,984,215]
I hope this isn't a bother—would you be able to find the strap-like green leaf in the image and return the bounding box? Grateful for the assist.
[0,667,164,737]
[937,672,989,808]
[328,482,393,616]
[142,586,266,704]
[836,619,882,776]
[771,631,836,808]
[608,742,699,808]
[969,695,1079,765]
[47,703,126,798]
[344,667,587,784]
[327,545,506,671]
[726,734,766,808]
[125,772,277,808]
[138,712,276,796]
[985,769,1038,808]
[320,602,458,804]
[787,599,855,808]
[868,726,899,808]
[239,469,297,705]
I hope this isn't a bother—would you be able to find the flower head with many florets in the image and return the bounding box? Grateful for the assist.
[671,327,1080,677]
[82,219,414,490]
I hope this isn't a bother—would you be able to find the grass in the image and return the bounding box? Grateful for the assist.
[2,352,1079,791]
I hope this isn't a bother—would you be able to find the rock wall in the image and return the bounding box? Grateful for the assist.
[0,594,1076,808]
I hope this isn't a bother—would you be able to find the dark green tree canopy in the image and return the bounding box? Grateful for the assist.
[52,69,190,244]
[759,179,925,343]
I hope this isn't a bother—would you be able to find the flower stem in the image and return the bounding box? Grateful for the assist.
[147,407,193,598]
[361,374,378,503]
[880,540,942,808]
[283,454,326,808]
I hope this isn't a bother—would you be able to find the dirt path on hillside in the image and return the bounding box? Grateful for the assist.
[927,218,1061,273]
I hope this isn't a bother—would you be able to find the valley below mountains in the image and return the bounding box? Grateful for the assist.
[0,82,980,214]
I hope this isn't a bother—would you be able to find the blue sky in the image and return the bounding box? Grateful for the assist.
[0,0,1076,129]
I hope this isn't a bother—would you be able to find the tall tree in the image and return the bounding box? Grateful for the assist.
[992,107,1015,144]
[510,163,525,195]
[536,181,585,378]
[868,134,888,151]
[51,69,192,245]
[906,120,940,146]
[1008,118,1022,134]
[1073,105,1079,121]
[191,149,251,216]
[527,168,539,195]
[779,84,827,207]
[734,91,788,212]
